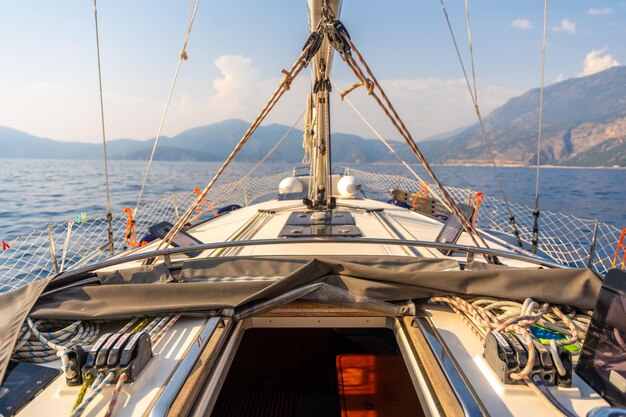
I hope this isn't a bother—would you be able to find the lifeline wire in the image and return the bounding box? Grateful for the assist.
[439,0,524,248]
[93,0,114,254]
[133,0,201,221]
[533,0,549,254]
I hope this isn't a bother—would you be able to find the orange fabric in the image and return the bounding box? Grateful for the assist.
[336,354,423,417]
[469,191,484,226]
[123,208,146,248]
[193,188,218,221]
[612,228,626,269]
[411,182,429,211]
[420,182,429,198]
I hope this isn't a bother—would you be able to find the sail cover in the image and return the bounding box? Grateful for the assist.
[30,256,601,319]
[0,255,603,382]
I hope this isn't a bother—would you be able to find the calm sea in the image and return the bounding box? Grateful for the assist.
[0,159,624,240]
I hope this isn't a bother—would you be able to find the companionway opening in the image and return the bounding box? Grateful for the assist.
[210,327,424,417]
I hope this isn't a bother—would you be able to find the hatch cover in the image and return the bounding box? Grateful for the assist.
[279,211,362,237]
[284,211,356,226]
[280,225,362,238]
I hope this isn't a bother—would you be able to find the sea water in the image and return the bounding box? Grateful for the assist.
[0,159,624,240]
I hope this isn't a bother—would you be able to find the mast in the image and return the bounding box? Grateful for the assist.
[307,0,342,208]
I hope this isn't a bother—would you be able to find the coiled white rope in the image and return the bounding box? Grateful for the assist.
[12,318,99,378]
[430,296,589,381]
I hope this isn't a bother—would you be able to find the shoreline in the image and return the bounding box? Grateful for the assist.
[1,157,624,169]
[359,162,626,170]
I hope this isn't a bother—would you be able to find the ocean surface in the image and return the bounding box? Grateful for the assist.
[0,158,624,240]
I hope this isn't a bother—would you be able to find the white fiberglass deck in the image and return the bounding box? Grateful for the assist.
[426,304,609,417]
[97,196,539,274]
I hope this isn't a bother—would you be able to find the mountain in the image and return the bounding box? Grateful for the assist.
[0,126,158,160]
[2,66,626,166]
[419,66,626,166]
[0,120,395,163]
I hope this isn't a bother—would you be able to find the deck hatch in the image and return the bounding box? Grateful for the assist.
[279,211,362,237]
[284,210,356,226]
[279,225,362,238]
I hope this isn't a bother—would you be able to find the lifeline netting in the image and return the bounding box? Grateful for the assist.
[0,168,621,293]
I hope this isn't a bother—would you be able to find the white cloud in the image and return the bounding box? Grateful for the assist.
[552,18,577,35]
[588,7,612,15]
[332,78,519,141]
[580,47,620,76]
[554,74,566,83]
[0,55,520,143]
[511,18,533,30]
[163,55,520,142]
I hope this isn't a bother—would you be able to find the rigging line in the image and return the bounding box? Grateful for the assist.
[439,0,524,248]
[133,0,201,220]
[464,0,478,104]
[331,80,447,206]
[338,34,491,254]
[93,0,114,255]
[153,36,320,255]
[211,109,305,208]
[533,0,548,254]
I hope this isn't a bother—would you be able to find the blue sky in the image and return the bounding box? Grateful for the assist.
[0,0,623,143]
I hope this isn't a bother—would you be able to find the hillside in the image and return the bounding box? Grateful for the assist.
[0,119,395,163]
[419,66,626,166]
[2,66,626,166]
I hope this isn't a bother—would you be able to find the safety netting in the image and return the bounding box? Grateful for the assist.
[0,168,621,293]
[348,168,622,276]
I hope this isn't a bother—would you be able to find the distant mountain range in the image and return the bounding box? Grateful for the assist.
[1,66,625,167]
[417,66,626,167]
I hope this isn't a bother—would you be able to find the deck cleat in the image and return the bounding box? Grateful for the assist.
[64,346,87,386]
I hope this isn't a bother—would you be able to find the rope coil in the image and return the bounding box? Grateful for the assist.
[430,296,588,381]
[13,319,99,365]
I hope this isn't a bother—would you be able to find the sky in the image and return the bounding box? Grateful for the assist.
[0,0,624,143]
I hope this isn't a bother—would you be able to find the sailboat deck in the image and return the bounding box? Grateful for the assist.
[95,196,538,274]
[12,301,610,417]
